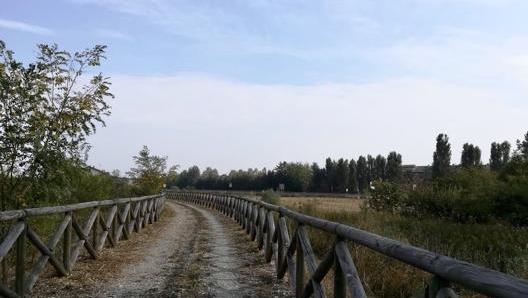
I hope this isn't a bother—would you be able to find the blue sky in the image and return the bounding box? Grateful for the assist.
[1,0,528,174]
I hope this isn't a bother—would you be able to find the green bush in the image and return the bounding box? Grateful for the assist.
[369,180,407,213]
[369,167,528,225]
[260,189,280,205]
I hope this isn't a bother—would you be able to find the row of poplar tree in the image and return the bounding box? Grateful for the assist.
[172,151,403,194]
[173,131,528,193]
[431,131,528,179]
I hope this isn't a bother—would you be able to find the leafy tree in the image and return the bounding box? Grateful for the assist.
[367,155,376,181]
[375,154,387,180]
[348,159,358,194]
[516,131,528,160]
[165,165,180,189]
[386,151,403,182]
[432,133,451,179]
[356,156,369,193]
[178,166,201,189]
[490,141,510,171]
[127,146,168,195]
[461,143,482,167]
[0,40,112,210]
[274,162,312,192]
[310,162,327,192]
[197,167,219,189]
[325,157,337,192]
[501,141,512,165]
[335,158,349,192]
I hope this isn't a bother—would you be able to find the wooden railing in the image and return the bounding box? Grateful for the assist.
[170,191,528,298]
[0,194,165,298]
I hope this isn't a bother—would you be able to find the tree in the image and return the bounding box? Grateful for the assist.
[325,158,337,192]
[375,155,386,180]
[432,133,451,179]
[386,151,403,182]
[490,141,510,171]
[178,166,201,189]
[348,159,358,193]
[0,41,112,210]
[197,167,219,189]
[127,146,168,195]
[310,163,327,192]
[335,158,349,193]
[165,165,180,189]
[356,156,369,193]
[516,131,528,160]
[367,155,376,181]
[460,143,482,168]
[274,162,312,192]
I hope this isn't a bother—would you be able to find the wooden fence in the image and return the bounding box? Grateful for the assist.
[170,191,528,298]
[0,194,165,298]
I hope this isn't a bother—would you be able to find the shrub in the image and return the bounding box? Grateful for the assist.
[369,180,407,213]
[260,189,280,205]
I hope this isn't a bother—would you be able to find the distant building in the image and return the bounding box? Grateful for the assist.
[87,166,106,176]
[402,164,432,183]
[87,166,134,185]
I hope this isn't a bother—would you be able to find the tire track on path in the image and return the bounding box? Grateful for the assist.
[30,201,291,298]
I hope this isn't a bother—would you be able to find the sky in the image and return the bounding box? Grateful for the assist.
[1,0,527,175]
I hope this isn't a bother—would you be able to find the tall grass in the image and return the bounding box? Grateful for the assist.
[287,199,528,297]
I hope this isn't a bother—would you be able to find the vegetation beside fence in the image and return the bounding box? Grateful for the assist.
[172,191,528,298]
[0,194,165,298]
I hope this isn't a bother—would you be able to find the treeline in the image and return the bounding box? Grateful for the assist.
[170,151,403,193]
[371,131,528,226]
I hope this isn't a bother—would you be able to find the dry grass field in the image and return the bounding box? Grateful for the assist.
[279,196,364,213]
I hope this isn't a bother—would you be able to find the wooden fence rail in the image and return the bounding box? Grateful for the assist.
[0,194,166,298]
[170,191,528,298]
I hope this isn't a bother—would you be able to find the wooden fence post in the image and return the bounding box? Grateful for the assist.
[15,219,26,295]
[295,226,304,298]
[63,212,72,273]
[333,241,346,298]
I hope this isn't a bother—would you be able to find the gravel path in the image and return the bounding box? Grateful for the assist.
[186,203,291,298]
[31,201,291,298]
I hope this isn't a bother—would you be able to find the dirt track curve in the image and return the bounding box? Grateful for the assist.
[31,201,291,298]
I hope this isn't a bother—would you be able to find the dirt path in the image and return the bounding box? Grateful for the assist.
[31,201,291,298]
[185,203,291,298]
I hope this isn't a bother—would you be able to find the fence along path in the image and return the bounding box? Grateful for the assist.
[170,191,528,298]
[0,194,165,298]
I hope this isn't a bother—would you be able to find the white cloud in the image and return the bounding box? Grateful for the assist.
[87,74,527,174]
[375,29,528,95]
[95,29,133,41]
[0,19,54,35]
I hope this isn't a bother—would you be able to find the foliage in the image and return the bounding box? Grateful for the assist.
[490,141,511,171]
[356,155,368,193]
[386,151,403,182]
[515,131,528,161]
[348,159,358,193]
[369,161,528,226]
[274,162,312,192]
[432,133,451,179]
[260,189,280,205]
[374,154,386,180]
[165,165,179,189]
[0,40,112,210]
[460,143,482,167]
[288,197,528,297]
[324,157,336,192]
[335,158,349,192]
[366,154,375,181]
[127,145,168,195]
[368,180,407,213]
[178,165,201,189]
